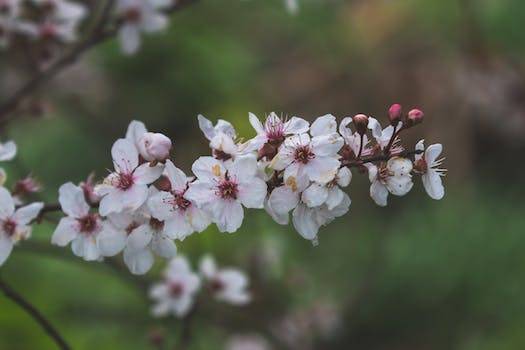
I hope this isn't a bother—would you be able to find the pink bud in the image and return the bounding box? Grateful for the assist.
[352,114,369,135]
[139,132,172,161]
[12,175,41,197]
[406,108,424,127]
[388,103,402,125]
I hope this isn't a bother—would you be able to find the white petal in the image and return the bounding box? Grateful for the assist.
[310,114,337,137]
[0,235,14,266]
[125,120,147,148]
[367,117,383,139]
[425,143,443,165]
[14,202,43,225]
[51,217,79,247]
[185,181,215,207]
[325,187,345,210]
[187,206,211,233]
[269,186,299,214]
[142,13,168,33]
[134,163,163,185]
[0,187,15,220]
[422,171,445,200]
[59,182,89,218]
[191,156,224,182]
[337,166,352,187]
[248,112,264,134]
[119,24,141,55]
[338,117,352,139]
[228,156,258,182]
[197,115,216,140]
[163,213,193,240]
[97,223,127,257]
[387,157,413,177]
[127,224,153,252]
[370,181,389,207]
[238,178,267,209]
[0,141,17,161]
[210,199,244,233]
[148,191,174,221]
[72,236,101,261]
[305,157,340,184]
[164,160,188,191]
[264,198,289,225]
[301,183,329,208]
[151,235,177,258]
[415,139,425,161]
[124,248,154,275]
[311,133,344,157]
[283,117,309,135]
[387,176,413,196]
[292,204,320,241]
[111,138,138,173]
[115,184,149,213]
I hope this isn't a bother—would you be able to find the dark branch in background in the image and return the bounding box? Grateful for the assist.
[0,276,71,350]
[0,0,200,125]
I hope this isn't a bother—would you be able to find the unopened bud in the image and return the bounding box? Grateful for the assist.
[388,103,402,125]
[80,173,100,205]
[406,109,424,127]
[139,132,172,162]
[352,114,369,135]
[12,176,41,197]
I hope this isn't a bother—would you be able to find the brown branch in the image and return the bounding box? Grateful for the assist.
[0,276,71,350]
[0,0,200,124]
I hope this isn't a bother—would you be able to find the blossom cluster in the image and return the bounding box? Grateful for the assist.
[150,254,251,318]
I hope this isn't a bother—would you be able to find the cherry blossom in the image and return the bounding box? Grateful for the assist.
[0,139,16,161]
[338,117,373,159]
[414,140,446,200]
[116,0,170,55]
[366,157,413,207]
[246,112,309,157]
[0,187,43,266]
[301,166,351,210]
[198,115,240,161]
[148,160,211,240]
[0,0,22,47]
[185,156,267,233]
[95,138,163,216]
[125,120,172,162]
[199,255,251,305]
[52,183,126,261]
[150,256,201,318]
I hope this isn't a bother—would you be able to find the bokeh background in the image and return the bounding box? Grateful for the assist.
[1,0,525,349]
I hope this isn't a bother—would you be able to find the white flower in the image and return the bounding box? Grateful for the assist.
[0,187,43,266]
[265,175,310,225]
[52,183,126,261]
[198,115,240,160]
[150,256,201,318]
[148,160,211,240]
[199,255,251,305]
[31,0,87,24]
[185,156,267,233]
[96,138,163,216]
[414,140,446,200]
[368,117,403,154]
[366,157,413,207]
[109,199,177,275]
[226,334,270,350]
[125,120,172,162]
[0,1,23,47]
[246,112,309,153]
[271,132,343,186]
[301,166,351,210]
[116,0,170,55]
[292,192,351,243]
[0,139,16,161]
[338,117,373,158]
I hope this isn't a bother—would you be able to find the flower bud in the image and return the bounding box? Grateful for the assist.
[138,132,172,162]
[406,109,424,127]
[12,176,41,197]
[352,114,369,135]
[388,103,402,125]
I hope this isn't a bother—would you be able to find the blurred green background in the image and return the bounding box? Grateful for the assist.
[1,0,525,349]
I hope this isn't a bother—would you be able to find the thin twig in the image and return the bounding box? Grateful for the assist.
[0,276,71,350]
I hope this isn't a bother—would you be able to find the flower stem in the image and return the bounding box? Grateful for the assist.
[0,276,71,350]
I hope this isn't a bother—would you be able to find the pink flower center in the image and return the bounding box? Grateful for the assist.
[169,282,184,297]
[217,178,238,200]
[294,145,314,164]
[124,7,141,23]
[77,214,99,234]
[39,23,57,40]
[2,219,16,237]
[209,278,224,293]
[117,172,134,190]
[170,192,192,212]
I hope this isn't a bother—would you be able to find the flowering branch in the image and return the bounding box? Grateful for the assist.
[0,0,200,124]
[0,276,71,350]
